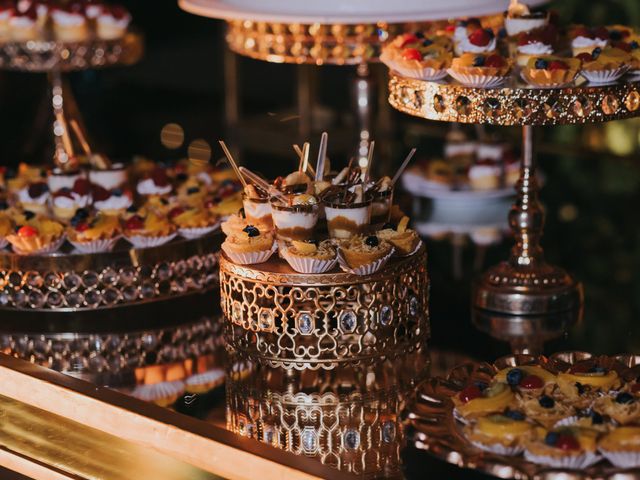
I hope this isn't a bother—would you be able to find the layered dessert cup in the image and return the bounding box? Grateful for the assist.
[88,163,127,190]
[323,190,372,240]
[242,189,272,228]
[370,188,393,228]
[270,195,319,241]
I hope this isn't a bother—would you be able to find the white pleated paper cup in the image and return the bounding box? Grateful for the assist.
[524,450,602,469]
[280,247,338,274]
[0,238,8,250]
[581,66,629,85]
[125,232,177,248]
[179,223,220,240]
[69,236,120,254]
[130,380,185,407]
[222,242,277,265]
[599,449,640,468]
[453,408,470,425]
[337,248,395,276]
[12,235,66,255]
[470,440,524,456]
[447,69,509,88]
[398,239,424,257]
[519,71,575,89]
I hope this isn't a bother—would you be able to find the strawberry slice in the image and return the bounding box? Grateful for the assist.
[520,375,544,389]
[18,225,37,237]
[92,185,111,202]
[548,60,569,70]
[469,28,493,47]
[168,206,185,219]
[399,33,419,47]
[125,215,144,230]
[459,385,483,403]
[151,168,170,187]
[575,52,594,62]
[401,48,422,61]
[556,434,581,451]
[75,222,89,232]
[72,178,91,196]
[484,54,505,68]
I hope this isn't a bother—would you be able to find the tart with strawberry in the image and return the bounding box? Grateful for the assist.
[452,382,516,422]
[92,184,133,216]
[570,25,610,57]
[381,35,452,81]
[556,363,621,409]
[221,224,276,265]
[515,25,557,67]
[123,211,177,248]
[455,27,497,56]
[136,167,173,198]
[521,56,581,88]
[6,215,65,255]
[17,182,49,215]
[169,205,220,240]
[448,52,512,88]
[464,411,538,456]
[67,210,121,253]
[577,47,631,84]
[524,426,601,469]
[496,365,557,397]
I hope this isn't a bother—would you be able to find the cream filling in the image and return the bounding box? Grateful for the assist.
[137,178,172,196]
[94,194,132,211]
[89,168,127,190]
[468,165,501,179]
[18,188,48,204]
[456,36,496,54]
[325,205,370,226]
[271,210,317,230]
[48,172,82,191]
[518,41,553,55]
[243,199,271,220]
[572,36,608,49]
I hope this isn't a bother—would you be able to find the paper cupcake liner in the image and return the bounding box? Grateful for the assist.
[599,449,640,468]
[447,69,508,88]
[453,407,470,425]
[581,66,629,85]
[12,235,66,255]
[185,369,226,393]
[337,247,395,276]
[222,242,277,265]
[519,71,574,89]
[470,440,523,456]
[125,232,177,248]
[69,236,120,254]
[380,51,449,81]
[179,223,220,240]
[280,246,338,274]
[130,380,185,407]
[524,450,601,469]
[398,239,424,258]
[0,238,8,250]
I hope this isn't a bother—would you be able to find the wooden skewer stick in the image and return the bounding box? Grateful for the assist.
[298,142,310,173]
[293,144,316,177]
[391,148,417,186]
[70,119,92,156]
[218,141,247,188]
[363,140,375,184]
[239,166,288,203]
[315,131,328,182]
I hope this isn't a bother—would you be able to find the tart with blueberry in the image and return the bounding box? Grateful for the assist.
[515,25,557,67]
[521,56,581,87]
[123,211,177,248]
[593,391,640,425]
[6,215,65,255]
[221,224,276,265]
[496,365,557,396]
[280,239,337,274]
[67,210,122,253]
[569,25,610,57]
[448,53,512,88]
[376,216,421,256]
[50,178,92,221]
[381,34,452,81]
[206,181,243,220]
[598,426,640,468]
[169,205,220,240]
[17,181,49,215]
[176,177,208,207]
[463,411,538,455]
[577,47,631,84]
[92,184,133,216]
[554,409,612,433]
[338,234,394,274]
[524,426,601,469]
[520,393,575,429]
[451,382,515,421]
[556,363,621,409]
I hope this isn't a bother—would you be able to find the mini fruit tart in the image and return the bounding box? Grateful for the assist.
[376,216,421,256]
[7,216,65,255]
[92,185,133,216]
[524,426,601,469]
[577,47,631,84]
[521,56,581,88]
[464,411,538,456]
[556,364,621,409]
[280,239,337,274]
[570,25,610,57]
[206,189,243,220]
[123,211,177,248]
[452,382,516,422]
[17,181,49,215]
[598,426,640,468]
[515,25,557,67]
[68,211,122,253]
[496,365,557,397]
[592,391,640,425]
[520,393,575,429]
[381,39,452,81]
[448,53,512,88]
[338,234,394,275]
[136,167,173,198]
[169,206,220,240]
[221,224,276,265]
[176,176,208,207]
[554,409,613,433]
[455,27,497,56]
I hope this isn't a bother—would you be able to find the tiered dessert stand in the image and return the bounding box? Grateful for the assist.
[388,74,640,315]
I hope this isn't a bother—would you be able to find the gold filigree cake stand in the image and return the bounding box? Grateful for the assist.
[389,73,640,315]
[404,351,640,480]
[0,31,144,169]
[226,349,430,478]
[220,245,429,370]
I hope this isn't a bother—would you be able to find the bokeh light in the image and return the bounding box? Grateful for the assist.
[160,123,185,149]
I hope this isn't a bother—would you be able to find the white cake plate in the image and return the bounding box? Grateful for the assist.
[179,0,547,24]
[402,171,515,201]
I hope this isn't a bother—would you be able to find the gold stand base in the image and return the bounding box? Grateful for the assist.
[473,262,583,315]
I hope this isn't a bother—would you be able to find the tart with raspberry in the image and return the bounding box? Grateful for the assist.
[495,365,557,397]
[123,211,177,248]
[577,47,631,84]
[6,215,65,255]
[524,426,601,469]
[455,27,497,56]
[169,205,220,240]
[452,382,515,422]
[67,210,122,253]
[521,56,581,87]
[381,35,452,80]
[448,53,512,88]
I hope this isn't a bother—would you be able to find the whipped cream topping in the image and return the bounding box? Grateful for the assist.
[518,41,553,55]
[137,178,172,196]
[18,187,48,204]
[477,144,505,161]
[52,195,78,209]
[10,15,36,27]
[85,4,104,19]
[468,164,501,179]
[88,167,126,190]
[51,10,86,26]
[97,10,131,29]
[48,171,82,192]
[36,3,48,18]
[456,35,497,54]
[272,210,317,230]
[94,193,132,211]
[72,193,91,207]
[0,10,12,20]
[572,36,608,48]
[196,171,213,185]
[454,26,468,43]
[243,199,271,219]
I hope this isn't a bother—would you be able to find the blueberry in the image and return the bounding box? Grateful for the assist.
[59,187,71,194]
[458,20,468,27]
[534,58,549,69]
[126,204,137,213]
[23,210,35,220]
[498,27,507,38]
[503,410,525,421]
[472,55,485,67]
[506,368,523,386]
[176,173,188,182]
[364,235,379,247]
[576,382,586,395]
[187,186,200,194]
[75,208,89,219]
[616,392,634,404]
[544,432,558,446]
[0,200,8,210]
[592,47,602,59]
[14,225,21,232]
[422,39,433,47]
[590,411,604,424]
[538,395,555,409]
[112,188,123,197]
[588,365,606,374]
[609,29,622,41]
[243,225,260,237]
[631,41,639,50]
